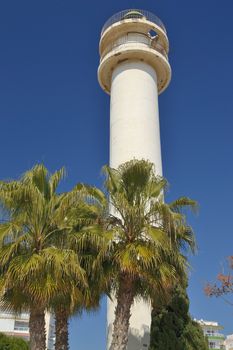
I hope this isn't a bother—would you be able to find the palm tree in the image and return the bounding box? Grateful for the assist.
[101,159,196,350]
[51,278,104,350]
[149,195,197,310]
[0,165,87,350]
[50,185,109,350]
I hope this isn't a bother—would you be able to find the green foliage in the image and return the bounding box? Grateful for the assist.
[149,286,208,350]
[0,164,108,350]
[102,159,197,300]
[0,164,98,307]
[102,160,197,349]
[183,320,209,350]
[0,160,199,350]
[0,332,29,350]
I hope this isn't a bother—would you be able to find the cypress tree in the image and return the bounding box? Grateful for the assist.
[149,286,208,350]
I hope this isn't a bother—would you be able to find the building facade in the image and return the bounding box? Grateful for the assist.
[225,334,233,350]
[0,311,30,341]
[196,319,225,350]
[0,310,55,349]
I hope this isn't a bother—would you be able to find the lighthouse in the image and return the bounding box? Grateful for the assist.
[98,9,171,349]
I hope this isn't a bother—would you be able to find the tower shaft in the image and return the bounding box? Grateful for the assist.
[110,60,162,175]
[108,60,162,349]
[98,9,171,350]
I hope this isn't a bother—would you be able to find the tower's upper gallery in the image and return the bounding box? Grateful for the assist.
[99,9,169,56]
[98,9,171,94]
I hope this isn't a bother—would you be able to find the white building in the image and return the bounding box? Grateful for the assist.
[0,310,30,341]
[196,319,225,349]
[225,334,233,350]
[98,8,171,350]
[0,310,55,349]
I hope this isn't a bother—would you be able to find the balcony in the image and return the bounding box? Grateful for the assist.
[100,33,168,63]
[206,332,225,339]
[14,326,29,332]
[98,10,171,95]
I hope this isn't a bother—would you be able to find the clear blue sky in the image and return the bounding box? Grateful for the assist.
[0,0,233,348]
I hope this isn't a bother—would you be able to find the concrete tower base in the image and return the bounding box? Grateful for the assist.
[107,298,151,350]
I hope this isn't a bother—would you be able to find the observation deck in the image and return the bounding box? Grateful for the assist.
[98,9,171,94]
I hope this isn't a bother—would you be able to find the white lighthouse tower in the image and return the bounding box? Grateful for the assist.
[98,9,171,350]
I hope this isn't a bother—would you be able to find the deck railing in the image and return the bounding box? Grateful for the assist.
[101,33,168,62]
[101,9,166,36]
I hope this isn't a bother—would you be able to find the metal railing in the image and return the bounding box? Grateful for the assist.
[101,9,166,36]
[101,33,168,62]
[14,326,29,331]
[206,332,225,338]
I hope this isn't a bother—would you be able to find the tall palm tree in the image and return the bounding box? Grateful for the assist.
[101,159,196,350]
[0,165,87,350]
[51,277,104,350]
[48,183,109,350]
[149,195,197,307]
[51,204,108,350]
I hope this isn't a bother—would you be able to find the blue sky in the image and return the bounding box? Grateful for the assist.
[1,0,233,348]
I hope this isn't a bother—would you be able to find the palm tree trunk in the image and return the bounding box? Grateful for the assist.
[55,306,69,350]
[29,306,46,350]
[110,273,134,350]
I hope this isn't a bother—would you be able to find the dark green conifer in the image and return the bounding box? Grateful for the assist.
[149,286,208,350]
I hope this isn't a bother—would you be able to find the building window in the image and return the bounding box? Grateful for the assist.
[14,321,29,331]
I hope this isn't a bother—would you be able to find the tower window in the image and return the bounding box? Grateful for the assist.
[123,11,144,19]
[148,29,157,38]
